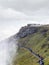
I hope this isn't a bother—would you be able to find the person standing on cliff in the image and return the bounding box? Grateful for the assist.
[38,59,44,65]
[37,55,44,65]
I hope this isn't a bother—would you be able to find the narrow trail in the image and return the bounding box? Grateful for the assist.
[19,46,44,65]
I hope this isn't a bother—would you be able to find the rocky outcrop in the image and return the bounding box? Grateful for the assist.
[17,24,41,38]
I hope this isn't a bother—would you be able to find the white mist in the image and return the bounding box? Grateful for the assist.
[0,36,18,65]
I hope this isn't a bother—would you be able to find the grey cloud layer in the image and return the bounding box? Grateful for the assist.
[0,0,49,23]
[0,0,49,11]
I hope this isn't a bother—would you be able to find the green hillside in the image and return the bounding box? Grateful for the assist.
[13,25,49,65]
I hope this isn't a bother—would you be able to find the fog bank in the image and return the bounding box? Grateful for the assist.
[0,36,18,65]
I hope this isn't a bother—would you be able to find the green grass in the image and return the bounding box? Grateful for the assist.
[13,27,49,65]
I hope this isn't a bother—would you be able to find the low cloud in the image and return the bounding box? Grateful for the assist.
[0,7,28,21]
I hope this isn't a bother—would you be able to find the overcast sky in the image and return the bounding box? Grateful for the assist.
[0,0,49,40]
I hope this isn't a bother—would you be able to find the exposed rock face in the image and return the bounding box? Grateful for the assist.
[17,24,41,38]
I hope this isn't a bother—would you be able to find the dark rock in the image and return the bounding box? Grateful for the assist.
[17,24,48,38]
[17,24,39,38]
[41,29,48,33]
[40,29,48,35]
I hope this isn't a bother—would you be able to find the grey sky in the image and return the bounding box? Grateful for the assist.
[0,0,49,21]
[0,0,49,40]
[0,0,48,11]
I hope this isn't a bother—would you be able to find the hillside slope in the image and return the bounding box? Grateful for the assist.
[13,24,49,65]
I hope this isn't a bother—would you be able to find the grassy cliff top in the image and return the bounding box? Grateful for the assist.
[13,24,49,65]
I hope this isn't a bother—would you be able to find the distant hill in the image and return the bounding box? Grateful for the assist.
[13,24,49,65]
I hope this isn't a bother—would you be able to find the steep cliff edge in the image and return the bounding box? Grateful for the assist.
[13,24,49,65]
[17,24,48,38]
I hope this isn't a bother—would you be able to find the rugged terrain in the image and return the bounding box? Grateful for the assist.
[13,24,49,65]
